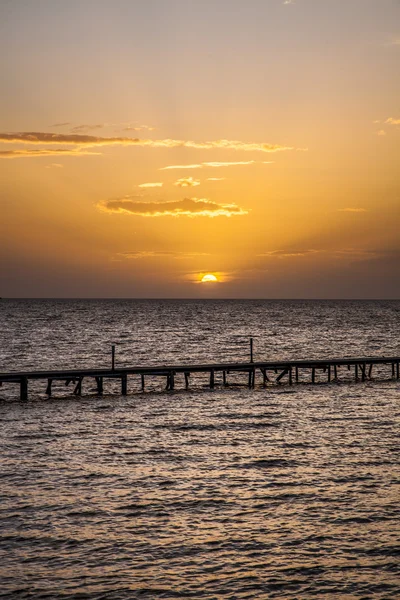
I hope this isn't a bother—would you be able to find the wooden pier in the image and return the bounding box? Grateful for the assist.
[0,355,399,401]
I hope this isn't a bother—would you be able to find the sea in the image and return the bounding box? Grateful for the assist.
[0,299,399,599]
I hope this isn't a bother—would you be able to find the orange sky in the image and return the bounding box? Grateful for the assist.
[0,0,399,298]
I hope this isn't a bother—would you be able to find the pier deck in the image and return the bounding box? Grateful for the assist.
[0,356,399,401]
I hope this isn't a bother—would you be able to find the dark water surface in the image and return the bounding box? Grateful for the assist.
[0,300,399,599]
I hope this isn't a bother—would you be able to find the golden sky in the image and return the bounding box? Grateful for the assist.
[0,0,399,298]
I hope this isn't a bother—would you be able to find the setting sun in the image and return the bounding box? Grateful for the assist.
[201,274,218,283]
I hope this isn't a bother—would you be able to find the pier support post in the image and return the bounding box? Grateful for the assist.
[20,377,28,402]
[121,374,127,395]
[262,368,267,388]
[96,377,103,395]
[184,372,190,389]
[248,367,255,389]
[327,366,331,383]
[73,377,83,396]
[288,367,293,386]
[223,371,227,386]
[355,364,358,381]
[277,369,288,384]
[397,362,399,380]
[295,367,299,383]
[210,369,215,389]
[392,363,395,378]
[141,374,145,391]
[334,365,338,380]
[360,364,366,382]
[46,379,52,396]
[368,364,373,379]
[312,368,315,384]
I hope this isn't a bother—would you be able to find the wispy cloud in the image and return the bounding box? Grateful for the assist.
[174,177,200,187]
[122,124,156,132]
[0,132,296,153]
[0,148,100,159]
[377,130,387,136]
[115,250,210,260]
[337,208,368,213]
[385,117,400,125]
[138,182,163,188]
[49,122,70,127]
[98,196,249,217]
[70,124,104,133]
[160,160,256,170]
[258,249,319,258]
[207,177,225,181]
[45,163,64,169]
[283,0,295,4]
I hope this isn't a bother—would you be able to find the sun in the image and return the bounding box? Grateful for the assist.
[201,274,218,283]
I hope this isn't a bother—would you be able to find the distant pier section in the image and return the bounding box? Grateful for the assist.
[0,342,399,401]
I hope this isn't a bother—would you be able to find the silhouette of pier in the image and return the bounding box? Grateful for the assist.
[1,347,399,401]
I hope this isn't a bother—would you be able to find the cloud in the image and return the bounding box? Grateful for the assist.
[160,164,204,170]
[174,177,201,187]
[160,160,256,170]
[138,182,163,188]
[207,177,225,181]
[0,148,100,159]
[49,122,70,127]
[258,249,320,258]
[98,196,249,217]
[115,251,210,260]
[283,0,295,4]
[70,124,104,133]
[377,130,387,136]
[337,208,368,213]
[45,163,64,169]
[0,132,296,153]
[122,124,156,132]
[385,117,400,125]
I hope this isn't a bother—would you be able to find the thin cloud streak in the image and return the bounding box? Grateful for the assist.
[174,177,201,187]
[99,197,249,218]
[138,182,163,188]
[115,251,210,260]
[337,208,368,213]
[0,132,296,153]
[160,161,256,170]
[0,148,100,159]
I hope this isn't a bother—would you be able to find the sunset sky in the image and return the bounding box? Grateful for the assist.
[1,0,399,298]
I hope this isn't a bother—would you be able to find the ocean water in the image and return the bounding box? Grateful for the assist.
[0,299,399,599]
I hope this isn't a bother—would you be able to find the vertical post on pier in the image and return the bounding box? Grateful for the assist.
[355,364,358,381]
[392,363,395,378]
[327,365,331,383]
[46,379,52,396]
[20,377,28,402]
[368,364,373,379]
[288,367,293,386]
[141,374,145,391]
[334,365,338,380]
[223,371,227,386]
[396,362,399,379]
[121,374,127,395]
[312,368,315,384]
[210,369,215,389]
[184,372,190,389]
[96,377,103,395]
[295,367,299,383]
[111,345,115,371]
[250,338,254,363]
